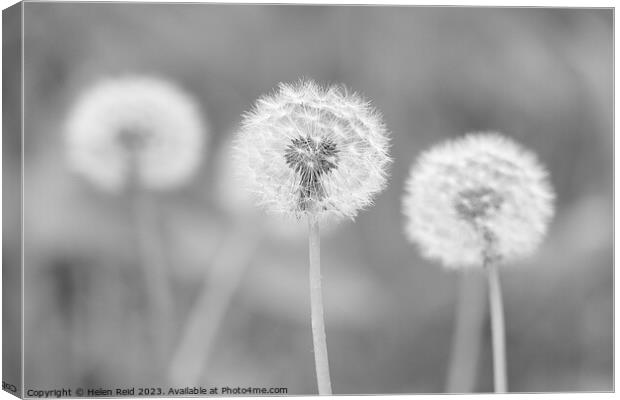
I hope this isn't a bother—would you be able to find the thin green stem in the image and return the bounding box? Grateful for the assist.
[445,271,486,393]
[486,260,508,393]
[168,224,259,386]
[308,214,332,395]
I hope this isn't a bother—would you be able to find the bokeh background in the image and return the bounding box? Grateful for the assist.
[4,3,612,394]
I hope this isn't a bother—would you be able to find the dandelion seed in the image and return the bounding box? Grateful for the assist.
[215,137,338,240]
[65,76,207,192]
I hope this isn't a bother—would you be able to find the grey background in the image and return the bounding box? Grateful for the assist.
[6,3,613,394]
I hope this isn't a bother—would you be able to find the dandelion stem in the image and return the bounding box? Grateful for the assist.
[308,214,332,395]
[168,224,259,386]
[485,260,508,393]
[445,271,486,393]
[133,189,173,370]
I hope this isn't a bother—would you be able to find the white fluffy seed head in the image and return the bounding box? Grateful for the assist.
[65,76,207,192]
[402,132,555,269]
[233,79,391,220]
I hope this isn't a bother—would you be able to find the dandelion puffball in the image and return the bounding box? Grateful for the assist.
[233,80,391,220]
[402,133,555,269]
[65,76,207,192]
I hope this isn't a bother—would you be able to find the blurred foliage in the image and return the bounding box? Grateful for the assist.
[6,3,612,394]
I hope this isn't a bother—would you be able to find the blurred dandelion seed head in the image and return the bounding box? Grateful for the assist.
[65,76,207,192]
[234,79,391,219]
[402,133,555,269]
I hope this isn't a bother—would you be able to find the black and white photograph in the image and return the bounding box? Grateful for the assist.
[1,1,614,397]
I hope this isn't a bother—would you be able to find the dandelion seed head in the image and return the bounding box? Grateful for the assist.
[65,76,207,192]
[234,79,391,219]
[402,132,555,269]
